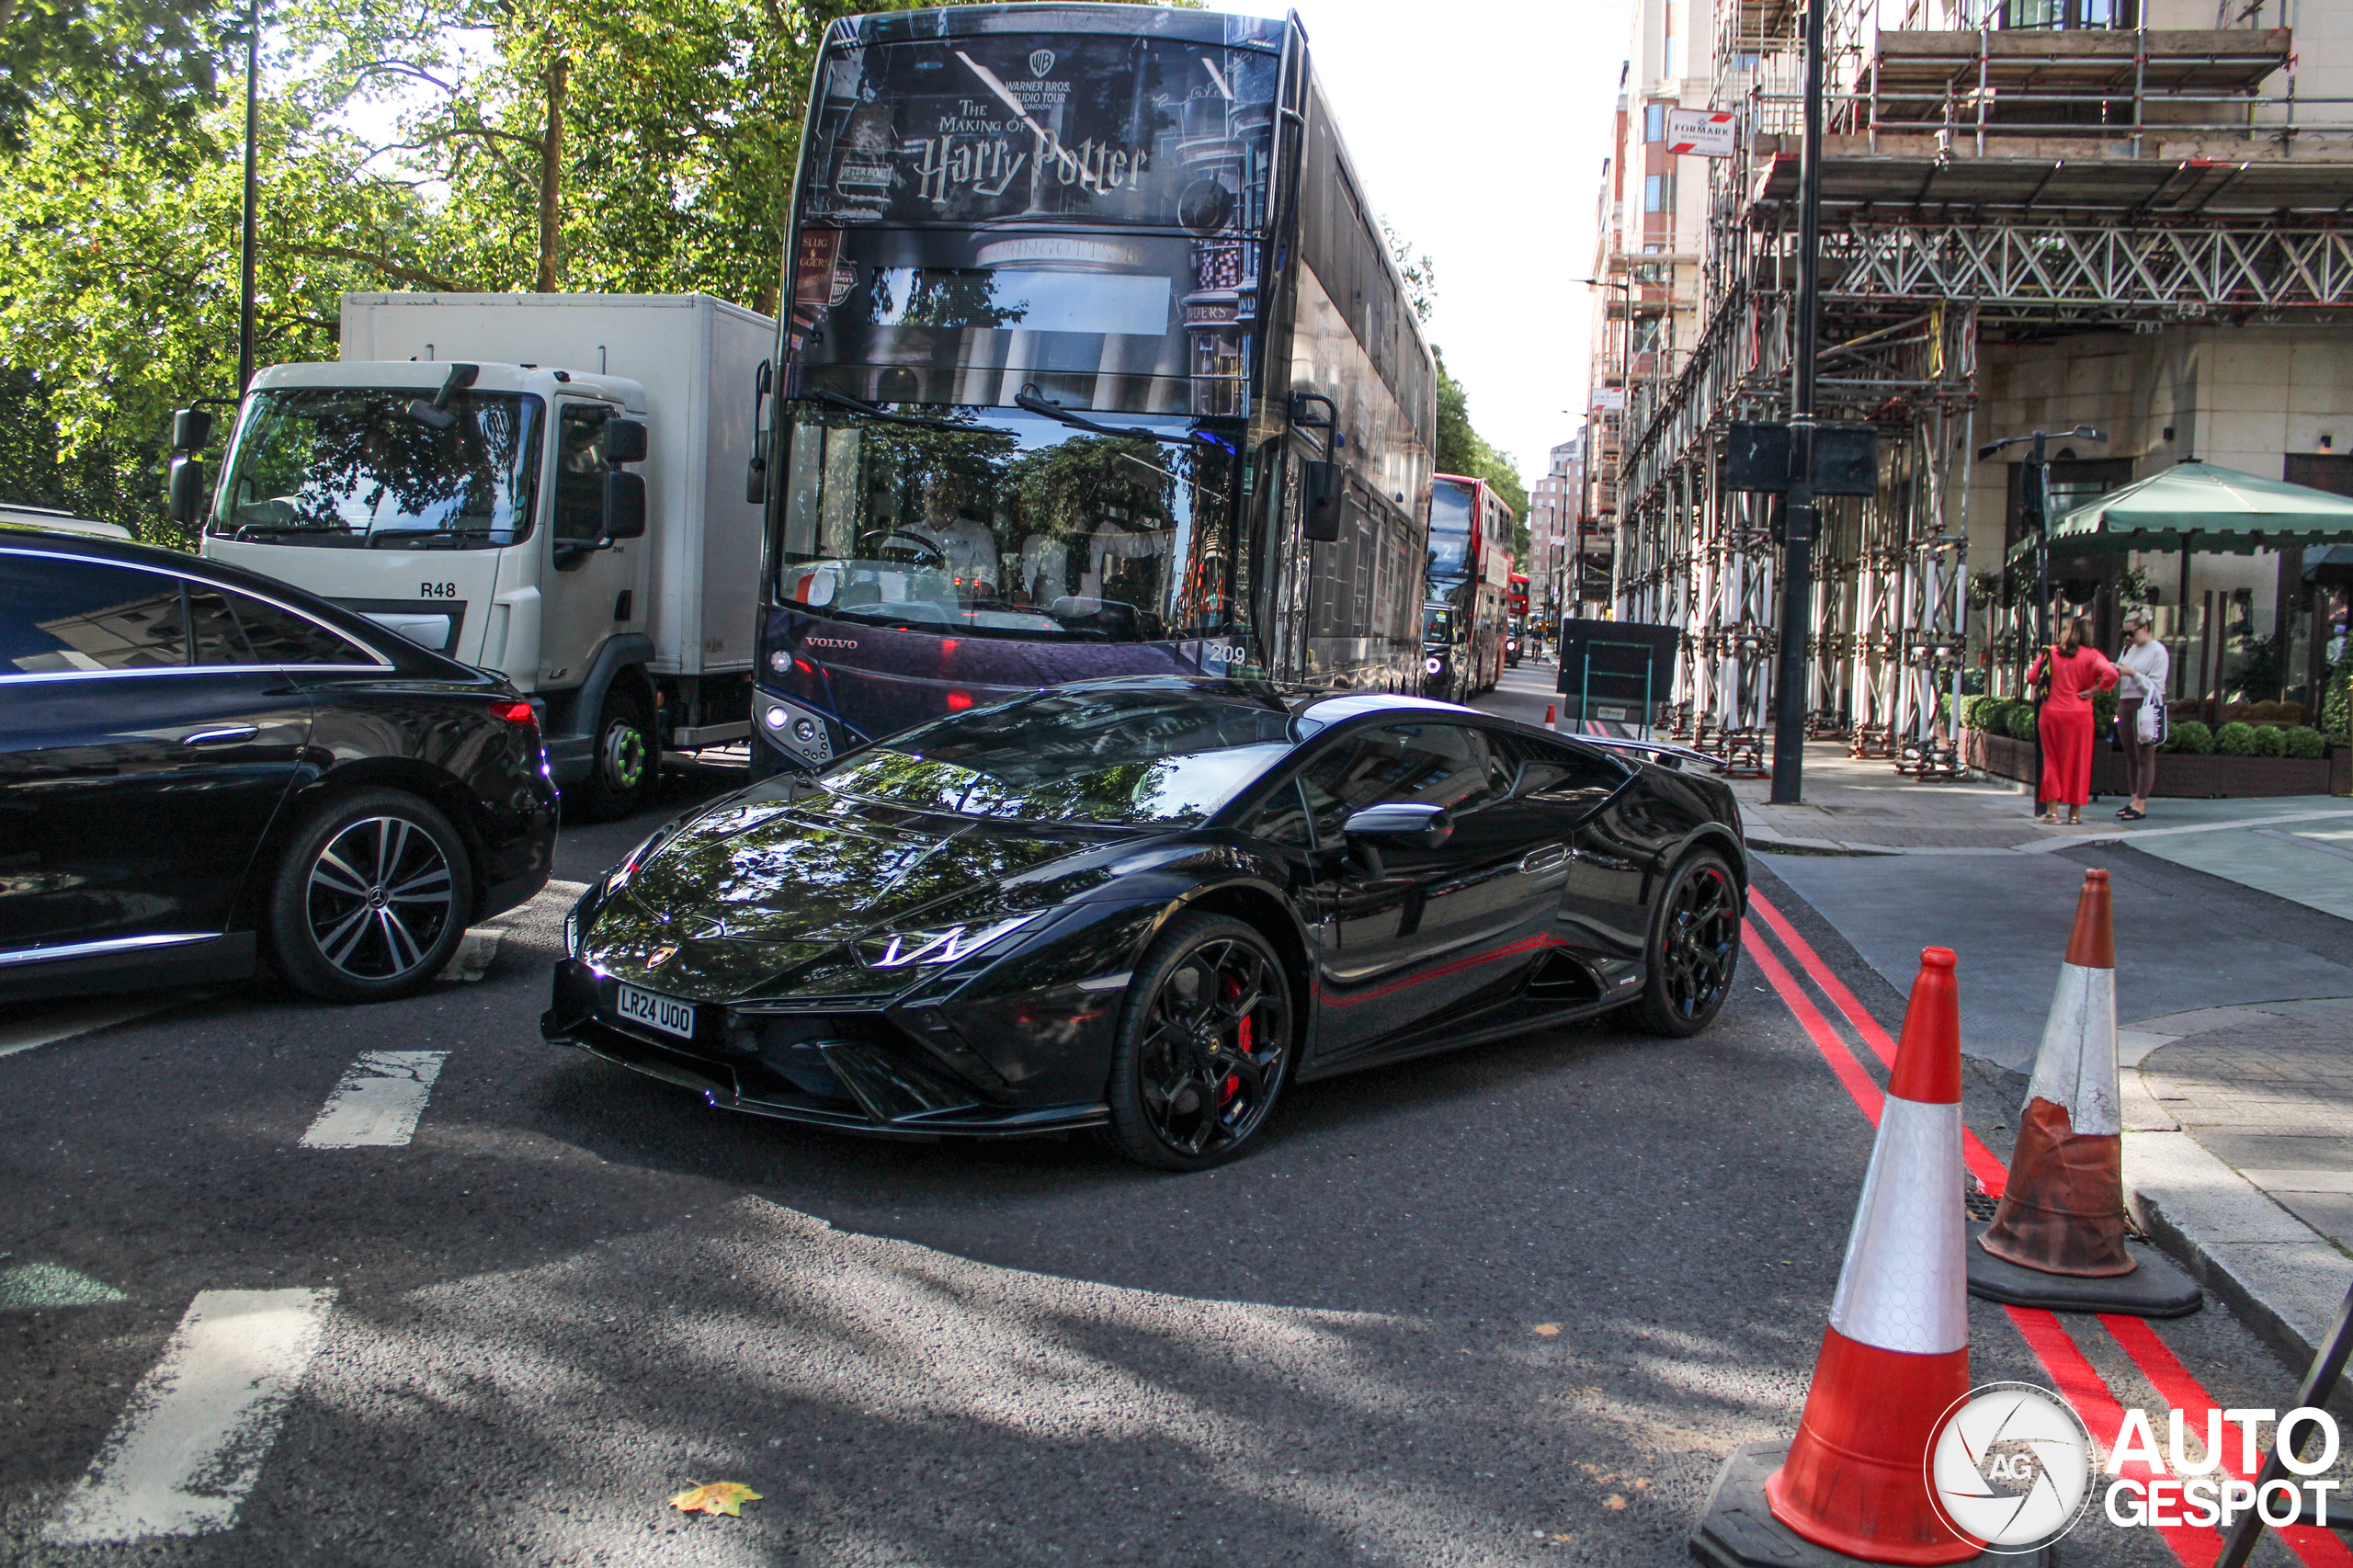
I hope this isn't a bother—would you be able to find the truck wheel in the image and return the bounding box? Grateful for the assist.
[570,687,657,823]
[268,789,472,1004]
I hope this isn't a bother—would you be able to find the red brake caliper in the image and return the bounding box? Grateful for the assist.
[1222,975,1249,1105]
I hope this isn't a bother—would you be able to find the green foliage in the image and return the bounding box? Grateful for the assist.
[2325,645,2352,742]
[2214,721,2260,756]
[1431,348,1528,553]
[2091,685,2117,729]
[2250,723,2287,757]
[2005,702,2041,742]
[2283,725,2327,759]
[2166,719,2214,755]
[1959,693,1995,731]
[0,0,222,158]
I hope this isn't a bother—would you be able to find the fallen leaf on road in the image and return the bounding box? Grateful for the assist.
[1532,1323,1562,1337]
[670,1481,762,1517]
[1603,1494,1627,1510]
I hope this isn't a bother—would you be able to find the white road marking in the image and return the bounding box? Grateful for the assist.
[45,1288,333,1544]
[0,992,202,1061]
[438,925,506,982]
[298,1051,449,1149]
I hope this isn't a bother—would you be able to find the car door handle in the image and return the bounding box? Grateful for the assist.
[1518,843,1570,874]
[181,725,259,747]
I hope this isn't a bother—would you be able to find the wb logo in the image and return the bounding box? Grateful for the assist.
[1981,1438,2045,1494]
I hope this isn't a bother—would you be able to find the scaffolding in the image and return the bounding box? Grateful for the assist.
[1608,0,2353,778]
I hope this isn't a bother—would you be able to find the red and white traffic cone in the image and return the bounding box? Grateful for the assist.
[1543,703,1558,731]
[1965,869,2201,1315]
[1695,949,1990,1568]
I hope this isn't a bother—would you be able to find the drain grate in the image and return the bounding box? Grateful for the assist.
[1964,1186,2000,1221]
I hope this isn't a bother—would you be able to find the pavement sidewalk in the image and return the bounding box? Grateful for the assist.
[1733,741,2353,1372]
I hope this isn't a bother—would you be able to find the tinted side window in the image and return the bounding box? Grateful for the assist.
[189,585,376,665]
[553,403,612,544]
[1296,723,1508,844]
[1506,736,1630,804]
[0,554,187,673]
[1243,777,1313,850]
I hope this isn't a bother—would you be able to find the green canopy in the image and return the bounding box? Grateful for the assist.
[2008,460,2353,562]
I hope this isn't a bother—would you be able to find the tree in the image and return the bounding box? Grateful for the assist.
[0,0,223,157]
[1384,219,1528,561]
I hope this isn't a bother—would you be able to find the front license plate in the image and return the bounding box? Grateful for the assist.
[615,983,696,1041]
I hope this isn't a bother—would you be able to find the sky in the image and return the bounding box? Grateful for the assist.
[1226,0,1635,485]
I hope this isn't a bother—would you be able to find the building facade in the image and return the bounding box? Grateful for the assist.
[1588,0,2353,775]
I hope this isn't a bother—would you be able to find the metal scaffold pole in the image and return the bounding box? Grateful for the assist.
[1768,0,1825,805]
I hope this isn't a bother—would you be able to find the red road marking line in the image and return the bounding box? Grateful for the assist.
[2006,1307,2219,1567]
[1744,888,2008,1197]
[1742,917,1882,1126]
[2101,1315,2353,1568]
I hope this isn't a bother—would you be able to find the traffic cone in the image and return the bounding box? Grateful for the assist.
[1694,949,1992,1567]
[1964,869,2201,1316]
[1543,703,1558,731]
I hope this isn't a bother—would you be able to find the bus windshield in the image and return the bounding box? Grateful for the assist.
[791,31,1279,417]
[1428,479,1472,576]
[776,403,1243,643]
[208,389,543,550]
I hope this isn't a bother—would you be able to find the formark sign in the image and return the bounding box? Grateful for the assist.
[1665,108,1735,158]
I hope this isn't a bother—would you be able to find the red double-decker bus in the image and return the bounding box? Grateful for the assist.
[1506,572,1529,618]
[1425,473,1514,699]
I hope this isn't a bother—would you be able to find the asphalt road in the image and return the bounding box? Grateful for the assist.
[0,689,2332,1567]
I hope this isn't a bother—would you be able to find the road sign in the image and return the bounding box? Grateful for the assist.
[1665,109,1735,157]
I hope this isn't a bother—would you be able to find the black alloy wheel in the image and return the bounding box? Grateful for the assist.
[570,685,656,823]
[268,788,473,1003]
[1103,913,1294,1170]
[1626,849,1741,1037]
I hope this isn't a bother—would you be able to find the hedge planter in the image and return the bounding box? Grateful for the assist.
[1961,729,2337,798]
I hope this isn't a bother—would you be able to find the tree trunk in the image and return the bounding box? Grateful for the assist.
[534,51,568,293]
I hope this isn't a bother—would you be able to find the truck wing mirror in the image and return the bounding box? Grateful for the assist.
[602,472,647,540]
[603,418,648,465]
[746,359,773,505]
[166,455,207,527]
[1301,458,1343,542]
[170,407,213,453]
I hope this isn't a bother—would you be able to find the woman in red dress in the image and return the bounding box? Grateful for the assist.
[2025,616,2119,825]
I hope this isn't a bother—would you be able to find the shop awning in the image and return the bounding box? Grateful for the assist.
[2007,460,2353,562]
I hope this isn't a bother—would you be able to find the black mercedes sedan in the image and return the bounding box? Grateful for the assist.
[0,528,558,1005]
[546,678,1745,1169]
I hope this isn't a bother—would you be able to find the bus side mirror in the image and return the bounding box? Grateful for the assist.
[1302,459,1342,542]
[171,407,213,453]
[746,358,773,505]
[166,455,207,526]
[603,472,647,540]
[603,418,648,465]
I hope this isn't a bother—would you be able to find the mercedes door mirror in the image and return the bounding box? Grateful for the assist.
[1342,801,1452,849]
[170,407,213,453]
[166,455,207,526]
[602,418,649,465]
[602,471,647,540]
[1302,459,1342,542]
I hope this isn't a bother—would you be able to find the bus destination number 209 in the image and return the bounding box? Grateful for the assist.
[419,583,459,599]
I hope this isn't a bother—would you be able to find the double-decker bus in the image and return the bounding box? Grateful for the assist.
[1426,472,1513,698]
[746,6,1437,769]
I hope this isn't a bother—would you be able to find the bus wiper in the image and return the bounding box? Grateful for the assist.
[1015,385,1203,448]
[799,387,1001,435]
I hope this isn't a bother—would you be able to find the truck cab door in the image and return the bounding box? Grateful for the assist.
[537,400,646,693]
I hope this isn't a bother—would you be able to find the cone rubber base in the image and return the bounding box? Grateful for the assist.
[1690,1443,2049,1568]
[1963,1222,2202,1317]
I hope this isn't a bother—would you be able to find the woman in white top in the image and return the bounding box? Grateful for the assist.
[2114,612,2170,821]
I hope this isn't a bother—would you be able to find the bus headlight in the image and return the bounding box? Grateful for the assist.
[1425,657,1445,676]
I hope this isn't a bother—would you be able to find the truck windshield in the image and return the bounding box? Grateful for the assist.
[776,403,1244,643]
[208,388,543,549]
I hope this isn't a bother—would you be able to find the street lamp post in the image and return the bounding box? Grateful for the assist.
[1768,0,1828,807]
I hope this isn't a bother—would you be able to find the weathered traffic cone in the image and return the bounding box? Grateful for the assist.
[1695,949,2018,1566]
[1544,702,1558,731]
[1964,869,2201,1316]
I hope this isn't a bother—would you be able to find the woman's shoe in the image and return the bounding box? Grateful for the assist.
[2117,807,2145,821]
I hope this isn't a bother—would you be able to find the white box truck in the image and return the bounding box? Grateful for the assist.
[188,292,774,819]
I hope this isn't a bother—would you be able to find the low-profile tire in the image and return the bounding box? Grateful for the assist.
[1621,848,1742,1038]
[1101,912,1295,1171]
[268,788,473,1004]
[567,685,657,823]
